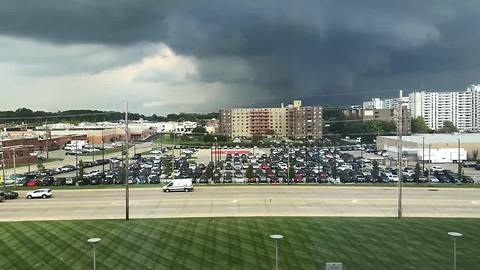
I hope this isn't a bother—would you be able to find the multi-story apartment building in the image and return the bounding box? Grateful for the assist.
[363,84,480,132]
[409,88,475,131]
[219,100,323,139]
[363,97,409,110]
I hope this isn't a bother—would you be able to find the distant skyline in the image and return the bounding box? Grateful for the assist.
[1,1,480,114]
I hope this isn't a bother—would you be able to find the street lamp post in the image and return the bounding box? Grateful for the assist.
[102,130,105,174]
[448,232,462,270]
[87,238,102,270]
[270,234,284,270]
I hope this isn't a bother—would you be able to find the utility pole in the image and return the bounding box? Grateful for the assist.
[1,148,6,192]
[45,119,49,160]
[428,144,431,182]
[171,132,176,180]
[125,102,130,221]
[75,141,79,180]
[102,129,105,174]
[397,90,403,219]
[92,138,95,163]
[13,148,16,190]
[458,138,461,183]
[422,136,425,173]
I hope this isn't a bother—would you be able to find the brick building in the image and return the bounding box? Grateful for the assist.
[219,100,323,139]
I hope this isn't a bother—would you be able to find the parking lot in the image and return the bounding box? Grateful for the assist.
[3,144,480,189]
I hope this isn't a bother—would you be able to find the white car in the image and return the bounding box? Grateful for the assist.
[26,189,53,199]
[431,166,444,172]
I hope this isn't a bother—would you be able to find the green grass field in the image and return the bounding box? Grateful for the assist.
[0,217,479,270]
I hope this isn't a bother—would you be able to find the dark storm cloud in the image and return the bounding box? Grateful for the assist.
[1,0,479,105]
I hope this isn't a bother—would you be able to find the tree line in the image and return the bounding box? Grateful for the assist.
[0,108,218,125]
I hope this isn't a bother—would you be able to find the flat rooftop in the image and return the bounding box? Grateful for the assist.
[379,133,480,144]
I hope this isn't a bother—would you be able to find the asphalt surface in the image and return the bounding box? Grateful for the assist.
[1,186,479,221]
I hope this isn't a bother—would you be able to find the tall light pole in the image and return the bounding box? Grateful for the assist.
[397,90,403,219]
[1,148,6,192]
[457,138,461,183]
[13,148,16,190]
[102,129,105,174]
[75,141,79,180]
[270,234,284,270]
[45,119,50,160]
[87,238,102,270]
[125,102,130,221]
[448,232,462,270]
[214,136,218,168]
[428,144,432,182]
[422,136,425,173]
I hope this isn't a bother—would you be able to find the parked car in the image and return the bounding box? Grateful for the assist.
[26,189,53,199]
[27,179,42,187]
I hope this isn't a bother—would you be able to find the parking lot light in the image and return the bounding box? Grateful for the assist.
[448,232,462,270]
[270,234,284,270]
[87,237,102,270]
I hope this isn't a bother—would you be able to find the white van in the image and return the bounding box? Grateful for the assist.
[162,179,194,192]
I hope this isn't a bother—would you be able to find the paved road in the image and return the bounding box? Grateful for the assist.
[1,186,479,221]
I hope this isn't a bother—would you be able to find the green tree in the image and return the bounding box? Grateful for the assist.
[245,165,255,179]
[192,126,207,134]
[331,161,338,180]
[162,160,172,176]
[411,117,430,133]
[372,160,379,180]
[439,121,458,133]
[414,162,422,183]
[471,149,479,161]
[37,161,45,172]
[288,165,295,181]
[78,160,84,179]
[203,166,214,181]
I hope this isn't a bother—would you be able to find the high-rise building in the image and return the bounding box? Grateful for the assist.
[408,88,476,131]
[363,85,480,132]
[219,100,323,139]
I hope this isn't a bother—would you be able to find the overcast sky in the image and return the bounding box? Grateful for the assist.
[1,0,480,115]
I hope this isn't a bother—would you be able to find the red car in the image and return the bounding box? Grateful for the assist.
[247,177,257,183]
[294,173,304,183]
[261,163,270,170]
[27,179,42,187]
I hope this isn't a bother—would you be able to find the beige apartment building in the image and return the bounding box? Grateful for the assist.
[219,100,323,139]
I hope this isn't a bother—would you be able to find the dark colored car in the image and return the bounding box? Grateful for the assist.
[41,176,55,186]
[54,178,66,186]
[4,191,19,199]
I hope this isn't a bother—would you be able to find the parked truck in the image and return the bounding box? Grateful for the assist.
[417,148,467,163]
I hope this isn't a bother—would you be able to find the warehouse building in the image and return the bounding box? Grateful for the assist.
[376,133,480,163]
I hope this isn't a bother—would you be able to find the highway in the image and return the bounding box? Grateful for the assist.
[1,186,479,221]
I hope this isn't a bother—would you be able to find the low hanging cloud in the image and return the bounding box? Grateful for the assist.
[0,0,479,113]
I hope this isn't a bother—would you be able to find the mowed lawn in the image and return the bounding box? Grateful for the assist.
[0,217,479,270]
